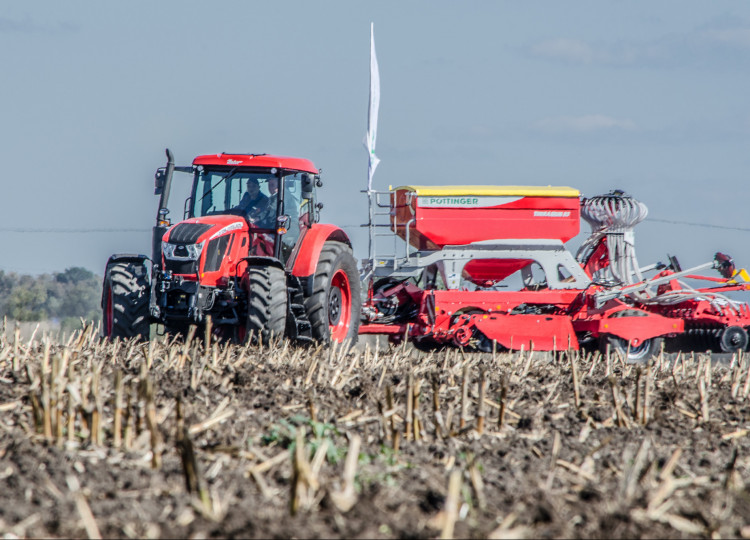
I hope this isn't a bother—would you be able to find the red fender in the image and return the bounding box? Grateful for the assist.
[599,312,683,343]
[290,224,352,278]
[473,313,579,351]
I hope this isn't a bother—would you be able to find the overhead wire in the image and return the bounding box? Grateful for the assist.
[644,218,750,233]
[0,218,748,234]
[0,227,150,233]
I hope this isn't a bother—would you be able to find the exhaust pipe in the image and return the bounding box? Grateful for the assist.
[152,148,175,267]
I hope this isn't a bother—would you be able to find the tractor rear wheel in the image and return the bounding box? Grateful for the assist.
[244,265,287,344]
[102,261,150,341]
[305,241,361,345]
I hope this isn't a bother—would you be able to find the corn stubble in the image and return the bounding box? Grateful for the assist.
[0,322,749,538]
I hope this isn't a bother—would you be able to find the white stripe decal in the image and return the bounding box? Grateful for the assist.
[209,221,244,240]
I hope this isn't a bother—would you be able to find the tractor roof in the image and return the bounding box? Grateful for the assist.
[192,153,318,174]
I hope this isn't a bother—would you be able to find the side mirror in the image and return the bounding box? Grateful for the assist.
[157,207,171,227]
[154,168,166,195]
[301,174,315,199]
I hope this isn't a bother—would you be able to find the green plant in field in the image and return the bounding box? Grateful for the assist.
[379,444,400,466]
[259,414,346,464]
[461,481,474,509]
[260,417,296,448]
[356,445,414,489]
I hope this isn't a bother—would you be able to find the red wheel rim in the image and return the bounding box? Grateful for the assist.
[328,269,352,342]
[105,286,113,336]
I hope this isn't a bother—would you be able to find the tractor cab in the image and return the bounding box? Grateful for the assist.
[187,163,316,263]
[155,153,320,267]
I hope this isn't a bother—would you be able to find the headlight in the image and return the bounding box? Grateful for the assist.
[163,241,205,261]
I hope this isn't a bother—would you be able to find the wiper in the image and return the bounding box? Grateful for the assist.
[198,168,238,203]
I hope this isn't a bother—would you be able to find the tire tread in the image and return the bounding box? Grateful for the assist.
[303,241,361,344]
[103,262,150,341]
[245,265,287,343]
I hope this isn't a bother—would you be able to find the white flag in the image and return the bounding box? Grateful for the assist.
[365,22,380,191]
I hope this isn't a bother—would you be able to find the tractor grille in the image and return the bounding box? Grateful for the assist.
[169,223,213,245]
[165,259,198,275]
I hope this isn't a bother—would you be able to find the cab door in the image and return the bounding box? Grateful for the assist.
[281,172,315,267]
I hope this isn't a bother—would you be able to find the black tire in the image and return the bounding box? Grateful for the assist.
[605,335,663,364]
[102,261,150,341]
[600,310,663,363]
[304,241,361,345]
[720,326,749,353]
[244,265,287,344]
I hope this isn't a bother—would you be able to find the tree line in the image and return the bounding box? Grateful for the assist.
[0,267,102,332]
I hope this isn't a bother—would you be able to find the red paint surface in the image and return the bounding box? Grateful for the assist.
[192,153,318,173]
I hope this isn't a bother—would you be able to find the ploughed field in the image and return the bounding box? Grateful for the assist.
[1,325,750,539]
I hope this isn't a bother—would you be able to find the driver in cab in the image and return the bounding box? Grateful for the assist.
[237,178,269,224]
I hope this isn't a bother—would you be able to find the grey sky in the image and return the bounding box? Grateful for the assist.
[1,1,749,276]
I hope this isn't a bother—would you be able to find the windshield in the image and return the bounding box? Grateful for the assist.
[190,168,307,229]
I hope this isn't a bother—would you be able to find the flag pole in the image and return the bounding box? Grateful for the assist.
[365,22,380,274]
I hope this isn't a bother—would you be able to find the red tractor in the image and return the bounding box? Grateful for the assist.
[102,149,360,345]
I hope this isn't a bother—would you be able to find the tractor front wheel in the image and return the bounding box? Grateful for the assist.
[243,265,288,344]
[305,242,361,345]
[102,261,150,341]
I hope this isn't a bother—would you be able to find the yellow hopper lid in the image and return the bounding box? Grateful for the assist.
[392,185,580,197]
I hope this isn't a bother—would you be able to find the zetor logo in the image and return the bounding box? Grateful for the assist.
[226,159,243,165]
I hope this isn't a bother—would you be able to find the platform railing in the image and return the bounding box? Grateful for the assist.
[361,189,415,282]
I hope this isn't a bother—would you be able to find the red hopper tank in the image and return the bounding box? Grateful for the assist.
[390,185,581,250]
[389,185,581,284]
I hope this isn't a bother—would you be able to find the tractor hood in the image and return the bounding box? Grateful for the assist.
[160,215,251,283]
[163,216,248,246]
